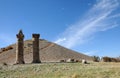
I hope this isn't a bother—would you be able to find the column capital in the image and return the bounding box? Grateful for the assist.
[16,30,24,39]
[32,34,40,38]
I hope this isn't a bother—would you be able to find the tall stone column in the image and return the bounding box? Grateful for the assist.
[32,34,41,63]
[15,30,25,64]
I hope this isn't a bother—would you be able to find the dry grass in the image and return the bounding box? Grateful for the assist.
[0,62,120,78]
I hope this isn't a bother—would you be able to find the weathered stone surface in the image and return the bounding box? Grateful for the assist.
[15,30,25,64]
[32,34,41,63]
[82,59,87,64]
[67,58,74,63]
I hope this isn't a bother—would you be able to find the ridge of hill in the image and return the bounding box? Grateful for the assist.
[0,39,92,64]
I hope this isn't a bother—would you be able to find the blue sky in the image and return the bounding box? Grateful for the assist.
[0,0,120,57]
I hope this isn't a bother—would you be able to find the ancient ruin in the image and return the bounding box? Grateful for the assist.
[15,30,25,64]
[9,30,92,65]
[14,30,41,64]
[32,34,41,63]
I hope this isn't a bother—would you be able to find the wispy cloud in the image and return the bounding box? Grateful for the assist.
[54,0,120,48]
[109,13,120,18]
[84,50,99,56]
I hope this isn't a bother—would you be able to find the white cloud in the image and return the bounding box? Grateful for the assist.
[54,0,120,48]
[54,38,66,44]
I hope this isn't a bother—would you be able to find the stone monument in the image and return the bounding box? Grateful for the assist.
[15,30,25,64]
[32,34,41,63]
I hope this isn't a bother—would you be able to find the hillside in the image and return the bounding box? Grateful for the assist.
[0,39,92,64]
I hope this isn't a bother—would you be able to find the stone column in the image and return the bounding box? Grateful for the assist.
[15,30,25,64]
[32,34,41,63]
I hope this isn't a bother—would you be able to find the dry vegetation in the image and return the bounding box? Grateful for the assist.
[0,62,120,78]
[0,39,119,78]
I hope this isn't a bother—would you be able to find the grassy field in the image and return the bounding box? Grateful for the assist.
[0,62,120,78]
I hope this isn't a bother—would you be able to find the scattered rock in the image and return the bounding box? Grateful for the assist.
[67,58,74,63]
[82,59,87,64]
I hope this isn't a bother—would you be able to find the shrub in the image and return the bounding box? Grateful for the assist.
[102,57,120,62]
[2,62,8,66]
[92,56,100,62]
[60,60,65,63]
[75,60,80,62]
[102,57,111,62]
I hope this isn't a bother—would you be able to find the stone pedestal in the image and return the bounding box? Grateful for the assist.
[15,30,25,64]
[32,34,41,63]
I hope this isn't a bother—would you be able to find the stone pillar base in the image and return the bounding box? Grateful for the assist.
[32,60,41,63]
[15,60,25,64]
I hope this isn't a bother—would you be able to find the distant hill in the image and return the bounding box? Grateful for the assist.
[0,39,92,64]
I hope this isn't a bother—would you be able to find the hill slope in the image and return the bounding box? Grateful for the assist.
[0,39,92,64]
